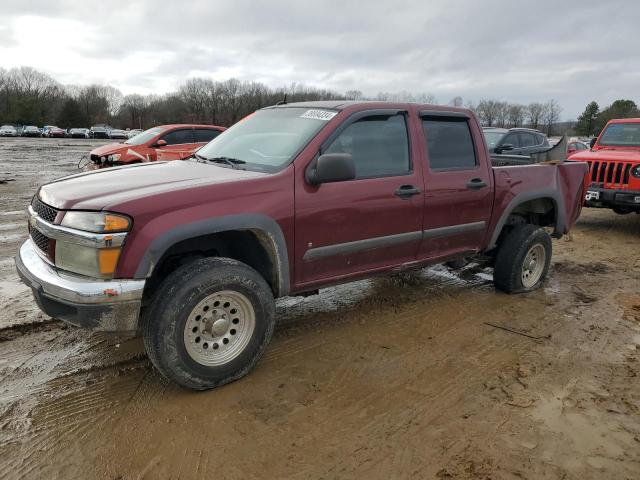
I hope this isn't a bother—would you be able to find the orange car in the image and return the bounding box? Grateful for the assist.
[85,124,226,169]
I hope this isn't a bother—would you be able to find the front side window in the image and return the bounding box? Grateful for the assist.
[423,117,477,170]
[324,114,410,178]
[195,129,221,143]
[519,132,536,147]
[161,129,194,145]
[502,132,520,148]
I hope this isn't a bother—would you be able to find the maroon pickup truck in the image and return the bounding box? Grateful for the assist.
[16,101,588,390]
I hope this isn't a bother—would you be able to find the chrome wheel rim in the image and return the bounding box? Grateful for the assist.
[521,244,546,288]
[183,290,255,366]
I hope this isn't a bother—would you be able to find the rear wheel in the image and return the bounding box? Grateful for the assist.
[143,257,275,390]
[493,224,552,293]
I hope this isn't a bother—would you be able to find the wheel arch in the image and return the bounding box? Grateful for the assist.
[488,189,565,250]
[134,214,290,297]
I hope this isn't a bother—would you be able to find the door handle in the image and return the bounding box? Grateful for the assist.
[394,184,421,198]
[466,178,487,190]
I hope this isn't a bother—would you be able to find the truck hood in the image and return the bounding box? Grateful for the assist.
[38,161,267,211]
[571,149,640,162]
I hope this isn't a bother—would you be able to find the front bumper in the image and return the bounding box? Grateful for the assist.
[15,239,146,331]
[584,186,640,211]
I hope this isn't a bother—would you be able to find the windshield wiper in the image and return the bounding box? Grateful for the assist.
[206,156,246,169]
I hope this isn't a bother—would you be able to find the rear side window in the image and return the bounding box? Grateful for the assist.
[195,129,221,143]
[161,129,194,145]
[324,114,410,178]
[422,117,477,170]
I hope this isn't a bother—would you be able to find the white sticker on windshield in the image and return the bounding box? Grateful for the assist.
[300,109,337,121]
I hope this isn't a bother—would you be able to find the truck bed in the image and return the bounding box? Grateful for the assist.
[486,161,589,247]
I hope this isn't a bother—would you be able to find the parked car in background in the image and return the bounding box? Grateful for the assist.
[47,127,66,138]
[67,128,90,139]
[567,139,589,158]
[86,124,225,169]
[127,129,143,138]
[108,129,128,140]
[17,101,588,390]
[0,125,19,137]
[569,118,640,215]
[22,126,41,137]
[483,127,551,156]
[90,126,110,139]
[41,126,55,137]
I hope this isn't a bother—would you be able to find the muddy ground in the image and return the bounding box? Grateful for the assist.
[0,138,639,479]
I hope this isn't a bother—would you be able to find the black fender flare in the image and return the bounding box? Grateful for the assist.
[488,189,566,250]
[134,214,290,296]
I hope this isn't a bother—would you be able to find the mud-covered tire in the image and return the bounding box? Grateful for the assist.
[493,224,552,294]
[142,257,275,390]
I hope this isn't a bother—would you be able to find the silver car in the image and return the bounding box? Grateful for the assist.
[0,125,18,137]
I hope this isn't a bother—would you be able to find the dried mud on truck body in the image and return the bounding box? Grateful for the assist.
[0,137,639,479]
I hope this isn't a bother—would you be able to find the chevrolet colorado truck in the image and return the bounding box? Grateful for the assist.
[15,101,588,390]
[569,118,640,214]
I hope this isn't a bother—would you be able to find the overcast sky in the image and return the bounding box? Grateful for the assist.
[1,0,638,119]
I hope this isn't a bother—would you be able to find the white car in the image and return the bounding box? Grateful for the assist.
[127,129,143,139]
[0,125,18,137]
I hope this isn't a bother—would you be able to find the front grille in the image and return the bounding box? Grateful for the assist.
[31,197,59,223]
[587,161,634,188]
[30,228,50,255]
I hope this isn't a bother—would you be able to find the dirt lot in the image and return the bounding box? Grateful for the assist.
[0,137,639,479]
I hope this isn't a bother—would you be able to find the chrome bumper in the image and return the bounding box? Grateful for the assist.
[15,239,146,331]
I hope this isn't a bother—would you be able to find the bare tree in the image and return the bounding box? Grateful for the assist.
[543,99,562,135]
[526,102,545,130]
[507,103,525,127]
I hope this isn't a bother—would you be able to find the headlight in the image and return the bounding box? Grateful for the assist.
[632,165,640,178]
[107,153,121,163]
[55,242,122,278]
[61,211,131,233]
[56,211,131,278]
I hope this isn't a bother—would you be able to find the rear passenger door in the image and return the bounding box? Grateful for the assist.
[418,112,493,260]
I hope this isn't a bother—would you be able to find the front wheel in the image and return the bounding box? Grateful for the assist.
[143,257,275,390]
[493,224,552,293]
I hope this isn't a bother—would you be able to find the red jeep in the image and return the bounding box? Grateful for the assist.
[570,118,640,214]
[16,101,588,390]
[85,124,226,169]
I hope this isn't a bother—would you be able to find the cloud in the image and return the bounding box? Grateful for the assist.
[1,0,639,119]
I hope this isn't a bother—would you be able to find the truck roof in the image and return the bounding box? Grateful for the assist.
[266,100,474,115]
[606,117,640,124]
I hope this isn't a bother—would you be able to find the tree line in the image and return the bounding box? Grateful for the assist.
[574,99,639,137]
[1,66,566,133]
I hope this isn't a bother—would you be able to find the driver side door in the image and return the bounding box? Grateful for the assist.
[293,110,425,288]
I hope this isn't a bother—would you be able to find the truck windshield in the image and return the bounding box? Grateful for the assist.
[195,107,336,172]
[599,123,640,147]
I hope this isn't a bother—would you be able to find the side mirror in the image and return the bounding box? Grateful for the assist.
[306,153,355,186]
[589,137,597,149]
[156,139,167,147]
[496,144,514,154]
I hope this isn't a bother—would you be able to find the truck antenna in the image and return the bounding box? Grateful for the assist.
[276,93,288,106]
